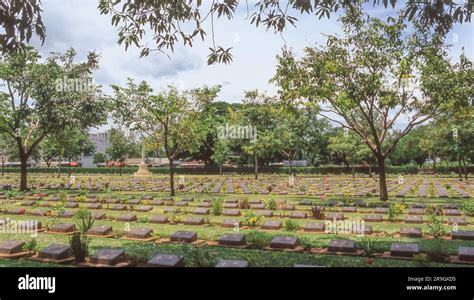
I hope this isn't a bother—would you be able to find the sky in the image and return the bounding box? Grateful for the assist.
[25,0,474,132]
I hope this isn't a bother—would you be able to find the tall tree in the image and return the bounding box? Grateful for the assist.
[111,81,219,196]
[211,138,230,176]
[272,7,466,200]
[328,130,373,179]
[41,128,95,176]
[0,47,108,190]
[106,128,134,176]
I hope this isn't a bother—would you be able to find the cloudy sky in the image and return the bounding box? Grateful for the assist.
[24,0,473,133]
[31,0,473,101]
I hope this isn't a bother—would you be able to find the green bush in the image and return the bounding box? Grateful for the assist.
[461,202,474,216]
[283,218,300,232]
[69,233,89,263]
[211,199,223,216]
[264,199,276,210]
[427,213,447,239]
[74,209,95,233]
[387,203,405,222]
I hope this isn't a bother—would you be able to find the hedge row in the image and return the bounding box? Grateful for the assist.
[0,165,472,175]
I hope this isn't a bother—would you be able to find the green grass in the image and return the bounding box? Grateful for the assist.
[0,173,473,267]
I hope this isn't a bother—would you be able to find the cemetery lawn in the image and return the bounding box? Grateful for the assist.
[0,231,463,267]
[0,174,473,267]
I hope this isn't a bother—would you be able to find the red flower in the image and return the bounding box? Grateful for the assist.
[19,208,26,214]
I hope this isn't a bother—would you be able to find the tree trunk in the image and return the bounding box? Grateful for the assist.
[254,154,258,180]
[376,155,388,201]
[219,163,222,177]
[432,156,437,174]
[462,159,468,180]
[57,157,61,178]
[169,159,175,196]
[20,156,28,191]
[289,157,293,175]
[351,165,355,180]
[457,153,463,181]
[368,164,372,178]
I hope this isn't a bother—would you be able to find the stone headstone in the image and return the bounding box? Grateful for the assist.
[270,236,298,250]
[147,254,185,267]
[328,239,356,253]
[363,215,382,222]
[250,203,265,209]
[51,223,75,233]
[223,203,239,208]
[390,243,419,258]
[126,228,153,239]
[444,209,461,216]
[110,204,127,211]
[38,244,71,260]
[0,240,25,254]
[303,222,325,232]
[405,215,423,224]
[90,249,125,266]
[170,231,198,243]
[448,217,468,226]
[65,202,79,209]
[183,217,204,226]
[325,213,344,221]
[59,211,75,218]
[223,209,241,216]
[261,220,282,230]
[135,205,153,212]
[93,212,106,220]
[400,227,422,238]
[222,219,241,228]
[451,230,474,241]
[408,208,424,215]
[87,203,102,210]
[193,208,209,215]
[290,212,307,219]
[151,200,164,206]
[458,247,474,262]
[256,210,273,217]
[87,225,113,236]
[375,207,388,214]
[342,206,357,212]
[149,215,169,224]
[215,259,248,268]
[116,214,137,222]
[218,234,246,246]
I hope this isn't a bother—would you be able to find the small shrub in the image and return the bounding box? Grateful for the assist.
[413,253,430,267]
[169,214,183,224]
[211,199,223,216]
[427,213,447,239]
[239,199,250,209]
[75,195,87,203]
[388,203,405,222]
[461,202,474,216]
[23,239,38,252]
[242,212,263,229]
[264,199,276,210]
[74,209,95,233]
[283,218,300,232]
[308,206,325,220]
[427,241,450,263]
[358,236,380,258]
[69,233,89,263]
